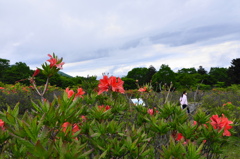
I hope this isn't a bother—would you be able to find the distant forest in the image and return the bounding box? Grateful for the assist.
[0,58,239,91]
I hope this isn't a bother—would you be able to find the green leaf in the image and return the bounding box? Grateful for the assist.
[22,122,36,142]
[99,150,108,159]
[12,103,20,117]
[91,133,101,138]
[31,100,42,112]
[6,112,15,124]
[79,149,94,158]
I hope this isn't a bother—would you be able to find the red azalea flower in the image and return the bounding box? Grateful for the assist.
[98,105,111,112]
[0,87,4,89]
[147,109,154,115]
[32,68,40,77]
[62,122,71,133]
[98,75,125,95]
[81,115,87,122]
[47,54,65,69]
[75,87,85,98]
[210,115,224,130]
[210,114,233,136]
[0,119,5,130]
[98,75,110,95]
[138,87,147,92]
[108,76,125,94]
[176,133,184,141]
[105,105,111,110]
[47,57,58,68]
[72,124,80,133]
[65,88,75,98]
[55,62,65,69]
[193,121,197,125]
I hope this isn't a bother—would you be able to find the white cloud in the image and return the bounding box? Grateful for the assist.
[0,0,239,78]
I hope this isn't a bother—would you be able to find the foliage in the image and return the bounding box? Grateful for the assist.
[121,77,137,90]
[0,53,238,158]
[126,67,149,86]
[0,83,63,114]
[0,57,240,91]
[228,58,240,85]
[152,64,176,91]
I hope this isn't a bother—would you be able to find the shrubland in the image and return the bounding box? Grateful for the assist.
[0,54,239,158]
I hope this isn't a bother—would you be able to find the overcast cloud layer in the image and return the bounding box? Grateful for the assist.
[1,0,240,78]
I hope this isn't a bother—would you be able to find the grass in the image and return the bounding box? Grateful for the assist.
[222,136,240,158]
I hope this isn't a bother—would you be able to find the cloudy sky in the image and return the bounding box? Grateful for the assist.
[1,0,240,78]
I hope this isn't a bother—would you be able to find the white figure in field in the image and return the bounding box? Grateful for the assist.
[180,91,190,114]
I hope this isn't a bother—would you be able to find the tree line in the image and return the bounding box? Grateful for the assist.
[123,58,240,90]
[0,58,239,91]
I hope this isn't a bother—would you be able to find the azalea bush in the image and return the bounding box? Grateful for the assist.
[0,54,236,158]
[201,89,240,137]
[0,83,62,114]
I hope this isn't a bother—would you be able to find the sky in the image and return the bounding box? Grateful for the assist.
[1,0,240,79]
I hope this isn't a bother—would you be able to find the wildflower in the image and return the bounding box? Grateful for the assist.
[32,68,40,77]
[65,88,75,98]
[176,133,184,141]
[0,119,5,130]
[138,87,147,92]
[81,115,87,122]
[210,114,233,136]
[109,76,125,93]
[147,108,158,115]
[0,87,5,89]
[75,87,85,98]
[98,75,125,95]
[147,109,154,115]
[72,124,80,133]
[47,55,58,68]
[47,54,65,69]
[98,105,111,112]
[105,105,111,110]
[62,122,80,134]
[193,121,197,125]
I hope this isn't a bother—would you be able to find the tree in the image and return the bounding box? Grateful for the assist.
[152,64,176,91]
[146,65,157,83]
[228,58,240,84]
[178,67,197,74]
[3,62,32,84]
[0,58,10,82]
[122,77,137,90]
[197,66,207,75]
[126,67,148,86]
[209,67,228,86]
[175,71,200,89]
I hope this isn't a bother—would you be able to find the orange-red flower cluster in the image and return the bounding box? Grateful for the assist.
[32,68,40,77]
[65,87,85,99]
[147,108,158,115]
[210,114,233,136]
[138,87,147,92]
[47,54,65,69]
[175,133,184,141]
[61,116,87,140]
[62,122,80,134]
[98,75,125,95]
[98,105,111,112]
[0,119,5,130]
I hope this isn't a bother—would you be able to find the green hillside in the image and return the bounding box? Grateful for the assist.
[58,71,73,78]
